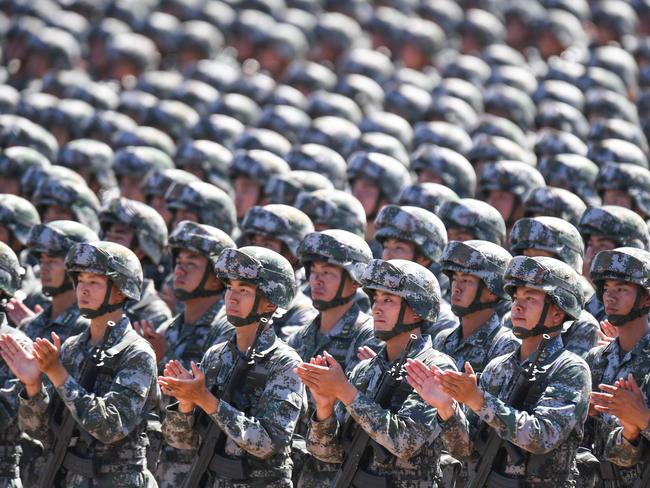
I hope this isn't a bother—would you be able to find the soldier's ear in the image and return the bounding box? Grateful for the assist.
[641,290,650,308]
[548,303,566,327]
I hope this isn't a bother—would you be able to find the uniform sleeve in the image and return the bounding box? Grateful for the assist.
[438,402,472,459]
[209,354,305,459]
[306,412,344,463]
[54,346,157,444]
[476,361,591,454]
[0,377,23,431]
[18,383,52,446]
[604,427,647,467]
[490,333,520,360]
[161,404,199,450]
[563,320,598,358]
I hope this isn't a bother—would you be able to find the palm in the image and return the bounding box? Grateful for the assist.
[4,347,40,385]
[417,376,451,408]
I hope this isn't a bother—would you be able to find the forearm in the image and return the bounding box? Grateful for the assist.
[306,412,344,463]
[162,403,199,450]
[605,427,645,468]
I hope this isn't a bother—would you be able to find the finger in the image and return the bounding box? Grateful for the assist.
[627,374,642,393]
[464,362,475,376]
[34,304,43,314]
[51,332,62,351]
[322,351,339,369]
[190,361,203,380]
[598,384,619,394]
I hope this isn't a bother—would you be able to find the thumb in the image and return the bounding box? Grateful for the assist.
[323,350,338,368]
[628,373,641,392]
[464,361,475,376]
[190,361,203,380]
[51,332,62,350]
[34,304,43,314]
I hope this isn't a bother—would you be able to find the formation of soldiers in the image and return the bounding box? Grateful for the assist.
[1,0,650,487]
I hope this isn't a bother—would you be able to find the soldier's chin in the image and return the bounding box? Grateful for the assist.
[511,318,527,328]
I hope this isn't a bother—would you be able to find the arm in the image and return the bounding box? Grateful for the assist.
[306,409,345,463]
[604,426,646,467]
[18,382,52,445]
[161,402,200,450]
[210,354,305,459]
[476,361,591,454]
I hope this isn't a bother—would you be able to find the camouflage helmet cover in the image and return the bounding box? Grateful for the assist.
[438,198,507,246]
[27,220,98,257]
[479,160,546,202]
[169,220,236,265]
[347,151,412,203]
[0,194,41,245]
[579,205,650,250]
[0,240,23,297]
[397,182,460,214]
[295,189,367,237]
[590,247,650,299]
[524,186,587,227]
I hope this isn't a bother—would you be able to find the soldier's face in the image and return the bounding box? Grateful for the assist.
[104,223,135,248]
[76,272,124,309]
[234,176,261,219]
[309,261,356,301]
[352,178,381,219]
[171,209,200,228]
[43,205,75,223]
[148,196,172,226]
[0,176,20,195]
[451,272,483,307]
[249,234,284,254]
[602,280,650,316]
[381,238,416,261]
[522,249,556,259]
[602,190,633,210]
[487,191,518,223]
[511,287,564,329]
[584,235,616,277]
[39,253,66,289]
[174,250,213,293]
[119,175,145,202]
[225,279,275,319]
[372,290,419,331]
[446,227,475,242]
[417,169,444,185]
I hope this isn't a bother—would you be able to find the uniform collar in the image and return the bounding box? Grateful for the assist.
[80,315,131,350]
[312,303,361,338]
[230,323,278,357]
[608,329,650,363]
[458,312,501,346]
[378,334,432,367]
[521,334,564,365]
[183,296,225,327]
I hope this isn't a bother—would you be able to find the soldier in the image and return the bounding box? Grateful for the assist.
[373,204,459,334]
[142,168,200,230]
[289,229,378,487]
[581,247,650,486]
[0,146,50,197]
[240,204,317,339]
[0,241,159,487]
[523,186,587,227]
[152,221,236,488]
[596,163,650,220]
[438,198,507,246]
[419,255,591,486]
[58,139,117,204]
[508,217,599,357]
[578,206,650,321]
[159,246,306,487]
[295,189,367,238]
[411,143,476,198]
[298,258,469,487]
[537,155,600,208]
[112,146,174,203]
[99,197,172,327]
[0,241,33,488]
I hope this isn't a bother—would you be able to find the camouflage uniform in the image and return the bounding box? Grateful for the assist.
[307,259,469,487]
[18,242,159,487]
[581,248,650,486]
[455,256,591,487]
[162,246,306,488]
[125,278,172,330]
[20,304,87,343]
[156,221,236,488]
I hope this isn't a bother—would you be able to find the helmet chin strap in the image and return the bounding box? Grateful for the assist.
[174,261,222,301]
[227,291,274,328]
[312,272,356,311]
[607,287,650,327]
[513,296,563,339]
[374,299,422,341]
[451,280,500,317]
[43,277,74,297]
[79,281,124,319]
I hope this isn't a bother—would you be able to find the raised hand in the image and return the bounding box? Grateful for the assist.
[437,362,484,412]
[0,333,41,395]
[159,361,217,414]
[406,359,456,420]
[135,320,167,362]
[356,346,377,362]
[593,374,650,440]
[33,332,68,387]
[597,320,618,346]
[5,298,40,326]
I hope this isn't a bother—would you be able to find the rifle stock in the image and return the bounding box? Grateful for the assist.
[331,334,417,488]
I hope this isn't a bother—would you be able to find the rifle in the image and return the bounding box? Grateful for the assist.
[331,334,418,488]
[182,318,267,488]
[466,334,552,488]
[39,321,117,488]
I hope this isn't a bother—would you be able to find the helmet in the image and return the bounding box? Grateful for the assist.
[215,246,296,310]
[523,186,587,227]
[230,149,290,186]
[347,151,411,203]
[0,146,50,180]
[301,116,361,157]
[234,128,292,158]
[411,144,476,198]
[374,205,447,263]
[352,132,409,169]
[397,183,459,214]
[504,255,583,338]
[142,168,200,201]
[441,239,512,300]
[412,121,472,154]
[191,114,245,149]
[112,146,174,179]
[509,217,584,273]
[65,241,143,317]
[174,139,233,192]
[19,164,86,199]
[164,181,236,235]
[112,126,176,157]
[596,163,650,216]
[538,154,600,207]
[264,171,334,206]
[286,143,348,190]
[588,139,648,169]
[438,198,507,246]
[241,204,314,257]
[579,206,650,250]
[99,198,168,265]
[146,100,199,142]
[0,240,22,298]
[361,258,441,325]
[478,161,546,203]
[0,194,40,246]
[468,135,536,167]
[295,189,366,237]
[589,247,650,325]
[257,104,311,144]
[534,130,588,159]
[360,111,413,150]
[33,178,100,233]
[59,139,115,188]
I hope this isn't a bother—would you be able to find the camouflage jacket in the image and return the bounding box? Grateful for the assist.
[583,331,650,484]
[502,309,599,358]
[432,312,520,373]
[158,297,233,372]
[422,300,460,340]
[18,317,160,480]
[585,294,606,323]
[126,278,173,329]
[306,336,470,487]
[161,325,306,486]
[460,335,591,486]
[20,303,88,343]
[0,314,32,483]
[270,289,318,341]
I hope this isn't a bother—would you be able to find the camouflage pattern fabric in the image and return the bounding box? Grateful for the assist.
[268,290,318,341]
[421,302,460,339]
[458,335,591,486]
[241,204,314,257]
[0,242,24,298]
[0,194,41,247]
[438,198,507,246]
[126,278,173,329]
[579,206,650,251]
[155,299,234,488]
[161,325,305,487]
[589,247,650,299]
[582,332,650,485]
[524,186,587,227]
[295,189,367,238]
[17,317,159,487]
[20,303,88,342]
[306,335,469,487]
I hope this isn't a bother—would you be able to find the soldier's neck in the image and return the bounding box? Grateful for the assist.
[320,299,355,334]
[235,321,262,353]
[460,308,495,340]
[51,289,76,319]
[89,309,124,345]
[617,318,650,352]
[519,334,546,362]
[184,293,222,325]
[386,329,420,362]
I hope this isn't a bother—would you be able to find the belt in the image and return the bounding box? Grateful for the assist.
[487,471,525,488]
[62,451,145,477]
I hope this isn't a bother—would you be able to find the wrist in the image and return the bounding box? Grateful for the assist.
[638,410,650,432]
[178,400,195,414]
[466,389,485,413]
[437,400,457,421]
[197,388,219,415]
[623,425,640,442]
[25,380,42,398]
[315,402,335,422]
[47,364,69,389]
[338,382,358,406]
